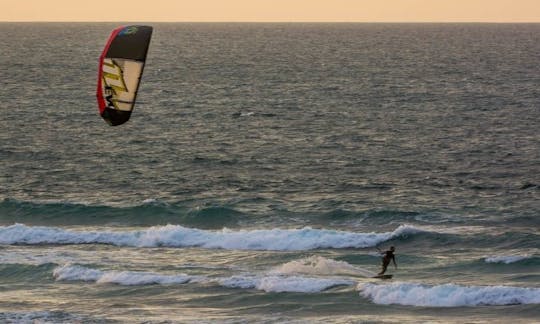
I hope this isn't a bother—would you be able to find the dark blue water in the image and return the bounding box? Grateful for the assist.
[0,23,539,323]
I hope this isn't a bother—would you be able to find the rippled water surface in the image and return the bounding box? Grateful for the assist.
[1,23,539,323]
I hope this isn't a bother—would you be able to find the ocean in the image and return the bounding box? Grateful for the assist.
[0,23,539,323]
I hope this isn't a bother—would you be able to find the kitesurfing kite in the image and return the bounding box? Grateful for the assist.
[96,25,153,126]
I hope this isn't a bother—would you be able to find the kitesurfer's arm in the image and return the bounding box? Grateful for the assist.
[392,255,397,269]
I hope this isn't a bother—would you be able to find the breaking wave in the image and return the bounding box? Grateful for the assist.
[358,282,540,306]
[53,264,199,285]
[0,223,424,251]
[271,256,377,277]
[53,264,354,293]
[484,255,533,264]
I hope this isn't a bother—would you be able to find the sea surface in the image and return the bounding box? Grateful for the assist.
[0,23,539,323]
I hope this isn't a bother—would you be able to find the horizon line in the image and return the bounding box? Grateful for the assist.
[1,20,540,23]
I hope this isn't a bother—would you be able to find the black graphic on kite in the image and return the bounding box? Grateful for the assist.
[96,25,152,126]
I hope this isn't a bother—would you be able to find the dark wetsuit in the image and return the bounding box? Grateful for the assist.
[379,250,396,275]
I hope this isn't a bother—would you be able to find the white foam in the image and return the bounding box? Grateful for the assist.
[53,264,103,282]
[0,223,133,246]
[0,223,425,251]
[53,264,197,285]
[218,275,354,293]
[484,255,531,264]
[141,198,169,206]
[271,256,377,278]
[53,264,353,293]
[97,271,193,285]
[358,282,540,307]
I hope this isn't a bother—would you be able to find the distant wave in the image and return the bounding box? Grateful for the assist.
[0,198,254,229]
[484,255,533,264]
[0,250,75,265]
[0,198,478,230]
[358,282,540,306]
[217,275,353,293]
[0,223,425,251]
[53,264,353,293]
[0,197,167,209]
[53,264,199,285]
[271,256,377,278]
[0,311,85,324]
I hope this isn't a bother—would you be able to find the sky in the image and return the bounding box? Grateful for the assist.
[1,0,539,22]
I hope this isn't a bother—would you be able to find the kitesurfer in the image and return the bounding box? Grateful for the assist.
[378,246,397,275]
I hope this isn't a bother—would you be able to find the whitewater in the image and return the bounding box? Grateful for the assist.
[0,223,423,249]
[1,23,539,323]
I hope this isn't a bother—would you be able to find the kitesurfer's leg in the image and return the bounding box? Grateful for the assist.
[379,260,389,275]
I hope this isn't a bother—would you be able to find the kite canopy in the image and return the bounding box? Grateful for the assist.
[97,25,153,126]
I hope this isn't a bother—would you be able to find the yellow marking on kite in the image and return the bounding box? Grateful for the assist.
[102,59,128,109]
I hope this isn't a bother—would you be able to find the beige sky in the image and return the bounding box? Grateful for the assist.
[1,0,539,22]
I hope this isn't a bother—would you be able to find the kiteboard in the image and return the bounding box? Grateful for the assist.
[372,274,393,279]
[97,25,153,126]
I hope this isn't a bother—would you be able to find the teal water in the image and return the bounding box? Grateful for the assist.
[0,23,539,323]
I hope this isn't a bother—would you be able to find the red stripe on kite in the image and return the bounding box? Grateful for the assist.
[96,26,125,114]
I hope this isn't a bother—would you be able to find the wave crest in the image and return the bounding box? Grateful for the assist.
[0,223,426,251]
[271,256,377,277]
[358,282,540,306]
[484,255,532,264]
[53,264,197,285]
[53,264,353,293]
